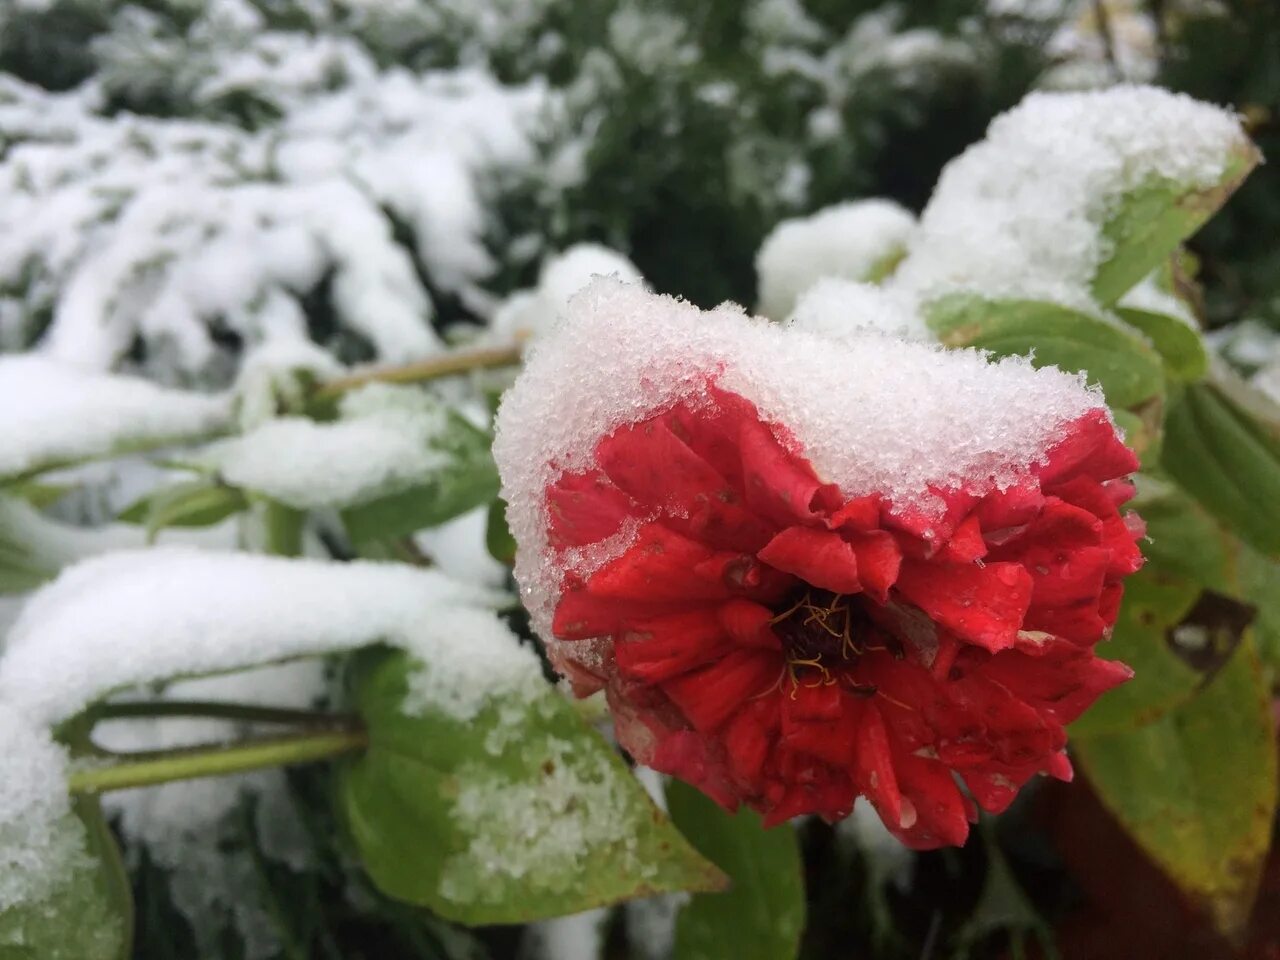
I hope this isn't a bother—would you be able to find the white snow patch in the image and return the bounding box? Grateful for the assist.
[439,738,645,904]
[0,356,232,480]
[491,243,643,340]
[787,278,928,341]
[0,547,537,726]
[756,200,915,319]
[208,383,451,509]
[494,279,1105,650]
[894,86,1247,309]
[0,703,75,911]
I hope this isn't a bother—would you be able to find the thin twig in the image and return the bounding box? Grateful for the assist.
[313,342,524,401]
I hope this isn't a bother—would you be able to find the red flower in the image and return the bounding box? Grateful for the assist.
[543,383,1141,848]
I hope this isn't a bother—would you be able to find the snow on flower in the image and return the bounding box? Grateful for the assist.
[494,280,1142,848]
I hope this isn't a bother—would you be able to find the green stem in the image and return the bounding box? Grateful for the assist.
[313,342,524,401]
[69,729,368,795]
[94,699,356,728]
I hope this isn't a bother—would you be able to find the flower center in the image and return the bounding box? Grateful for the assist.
[771,587,866,678]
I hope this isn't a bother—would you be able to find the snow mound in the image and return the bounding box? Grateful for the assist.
[756,200,915,319]
[0,356,231,480]
[894,85,1247,309]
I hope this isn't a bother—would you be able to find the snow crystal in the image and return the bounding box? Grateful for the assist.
[208,383,450,509]
[787,278,928,341]
[755,200,915,319]
[0,704,74,911]
[491,243,643,340]
[493,279,1105,644]
[0,547,538,726]
[439,739,642,904]
[0,356,232,480]
[893,86,1248,309]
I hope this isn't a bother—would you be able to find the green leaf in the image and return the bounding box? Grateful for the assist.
[341,411,499,544]
[117,479,247,538]
[1072,485,1245,737]
[1161,379,1280,558]
[485,499,516,566]
[0,797,134,960]
[0,498,59,594]
[1092,141,1259,305]
[953,823,1052,957]
[339,650,726,925]
[1116,306,1207,382]
[1074,638,1278,939]
[1111,408,1161,471]
[667,779,805,960]
[925,295,1165,408]
[1069,567,1248,737]
[1239,544,1280,679]
[2,480,75,509]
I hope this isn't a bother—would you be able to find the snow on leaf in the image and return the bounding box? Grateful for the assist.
[0,356,232,482]
[893,85,1249,311]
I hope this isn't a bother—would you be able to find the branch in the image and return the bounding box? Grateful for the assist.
[69,728,368,795]
[314,342,524,401]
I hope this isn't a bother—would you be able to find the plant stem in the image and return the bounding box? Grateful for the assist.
[94,699,356,728]
[68,728,368,795]
[314,342,524,401]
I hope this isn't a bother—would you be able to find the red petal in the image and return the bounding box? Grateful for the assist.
[738,417,838,526]
[1037,410,1139,487]
[651,731,741,810]
[893,560,1033,652]
[1050,476,1144,578]
[717,599,783,650]
[974,481,1045,535]
[847,531,901,604]
[597,416,728,508]
[614,607,735,683]
[553,588,690,640]
[939,513,988,563]
[828,494,881,532]
[851,699,903,829]
[587,524,733,602]
[722,698,777,788]
[978,642,1132,726]
[780,684,858,766]
[884,487,980,547]
[890,752,970,849]
[547,470,637,548]
[757,526,862,594]
[662,649,781,733]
